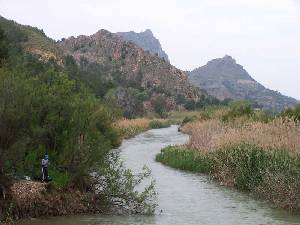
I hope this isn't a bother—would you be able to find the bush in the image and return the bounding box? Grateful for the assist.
[182,115,198,125]
[0,60,121,188]
[95,152,157,215]
[149,120,170,129]
[281,105,300,122]
[222,101,253,121]
[48,168,71,189]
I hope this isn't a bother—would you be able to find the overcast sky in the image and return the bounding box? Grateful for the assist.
[1,0,299,99]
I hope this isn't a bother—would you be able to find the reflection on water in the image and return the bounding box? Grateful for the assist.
[18,126,300,225]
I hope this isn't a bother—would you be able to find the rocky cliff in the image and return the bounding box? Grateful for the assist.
[58,30,202,115]
[188,55,298,111]
[116,29,169,62]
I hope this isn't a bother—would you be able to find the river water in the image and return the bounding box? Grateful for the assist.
[19,126,300,225]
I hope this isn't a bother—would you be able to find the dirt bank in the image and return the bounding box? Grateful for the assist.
[0,180,104,222]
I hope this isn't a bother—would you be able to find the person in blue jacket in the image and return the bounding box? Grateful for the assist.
[41,154,49,182]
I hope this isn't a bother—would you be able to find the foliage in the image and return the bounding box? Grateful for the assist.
[95,152,157,214]
[159,102,300,212]
[222,101,253,121]
[114,87,146,118]
[281,105,300,122]
[152,95,168,118]
[0,27,8,63]
[156,146,213,173]
[0,33,124,189]
[156,144,300,211]
[184,95,230,111]
[64,55,117,98]
[149,120,170,129]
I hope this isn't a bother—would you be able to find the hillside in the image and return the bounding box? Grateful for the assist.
[58,30,202,116]
[188,55,298,111]
[0,16,63,63]
[0,16,204,117]
[116,29,169,62]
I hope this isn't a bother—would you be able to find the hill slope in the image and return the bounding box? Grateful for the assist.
[0,16,63,63]
[58,30,202,116]
[0,16,204,117]
[116,29,169,62]
[188,55,298,111]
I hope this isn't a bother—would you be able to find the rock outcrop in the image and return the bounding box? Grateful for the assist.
[116,29,169,62]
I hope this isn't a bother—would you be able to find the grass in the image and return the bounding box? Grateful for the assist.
[114,118,171,139]
[149,120,170,129]
[157,105,300,212]
[182,118,300,154]
[156,144,300,211]
[156,146,213,173]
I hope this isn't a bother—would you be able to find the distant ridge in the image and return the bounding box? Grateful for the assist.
[188,55,298,111]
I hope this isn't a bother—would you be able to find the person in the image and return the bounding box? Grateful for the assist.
[41,154,49,182]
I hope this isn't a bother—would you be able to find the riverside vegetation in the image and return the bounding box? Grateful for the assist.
[115,118,171,139]
[1,15,300,222]
[157,102,300,212]
[0,24,157,222]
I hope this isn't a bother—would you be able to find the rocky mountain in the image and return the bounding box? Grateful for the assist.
[116,29,169,62]
[0,16,205,117]
[58,30,203,115]
[188,55,298,111]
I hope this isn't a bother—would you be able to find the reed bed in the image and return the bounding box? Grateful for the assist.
[157,114,300,212]
[182,118,300,154]
[114,118,152,139]
[114,118,170,139]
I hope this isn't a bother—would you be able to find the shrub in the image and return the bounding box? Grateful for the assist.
[95,152,157,215]
[149,120,170,129]
[222,101,253,121]
[48,168,71,189]
[281,105,300,122]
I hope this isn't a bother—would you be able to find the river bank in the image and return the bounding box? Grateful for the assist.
[1,118,164,223]
[16,126,300,225]
[156,106,300,213]
[0,180,105,223]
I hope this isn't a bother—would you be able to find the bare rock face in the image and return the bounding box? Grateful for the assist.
[188,55,298,111]
[59,29,201,108]
[116,29,169,62]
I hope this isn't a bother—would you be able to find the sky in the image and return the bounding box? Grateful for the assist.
[1,0,299,99]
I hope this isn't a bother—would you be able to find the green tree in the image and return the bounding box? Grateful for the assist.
[0,27,8,63]
[152,95,168,118]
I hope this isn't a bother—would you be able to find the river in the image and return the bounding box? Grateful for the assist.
[18,125,300,225]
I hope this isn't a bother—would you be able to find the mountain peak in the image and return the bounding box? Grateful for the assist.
[188,57,298,111]
[116,30,169,62]
[143,29,153,35]
[222,55,236,63]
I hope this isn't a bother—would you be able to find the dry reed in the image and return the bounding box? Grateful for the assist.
[114,118,152,139]
[182,118,300,154]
